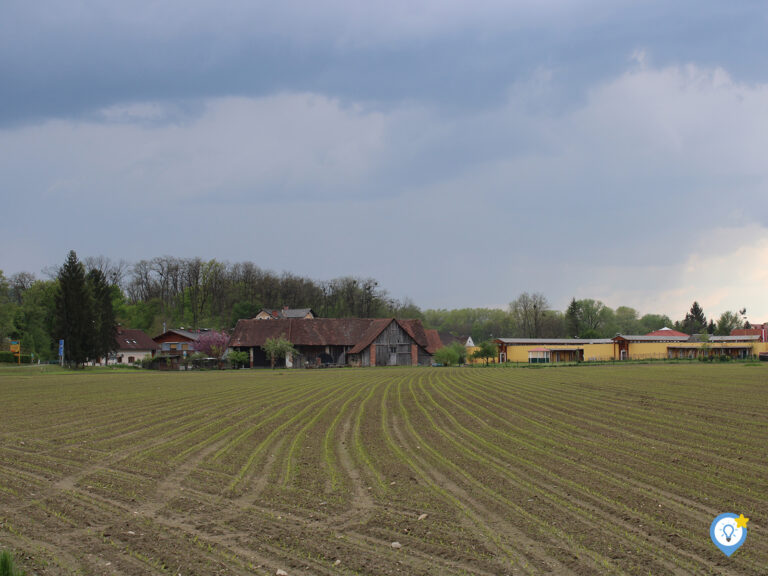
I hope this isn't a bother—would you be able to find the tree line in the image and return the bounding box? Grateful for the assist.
[0,254,753,362]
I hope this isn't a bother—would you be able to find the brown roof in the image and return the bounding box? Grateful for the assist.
[424,329,443,354]
[116,328,158,351]
[258,308,316,319]
[230,317,432,353]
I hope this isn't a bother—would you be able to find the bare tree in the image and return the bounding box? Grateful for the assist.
[509,292,549,338]
[9,271,36,304]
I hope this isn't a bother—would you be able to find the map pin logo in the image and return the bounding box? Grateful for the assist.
[710,513,748,557]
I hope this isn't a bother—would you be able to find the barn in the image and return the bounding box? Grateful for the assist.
[228,317,440,368]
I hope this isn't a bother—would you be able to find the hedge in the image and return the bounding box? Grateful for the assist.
[0,351,33,364]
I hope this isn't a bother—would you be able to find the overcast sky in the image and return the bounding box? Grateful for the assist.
[2,1,768,321]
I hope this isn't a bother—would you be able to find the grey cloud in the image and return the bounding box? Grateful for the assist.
[4,1,768,127]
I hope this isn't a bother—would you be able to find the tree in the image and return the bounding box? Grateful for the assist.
[87,268,118,363]
[614,306,640,335]
[577,299,607,335]
[0,271,15,344]
[638,313,673,334]
[13,279,57,361]
[434,346,460,366]
[715,311,743,336]
[565,298,581,337]
[472,340,498,365]
[196,330,229,360]
[262,336,297,368]
[54,251,94,367]
[680,301,707,335]
[509,292,549,338]
[229,301,261,328]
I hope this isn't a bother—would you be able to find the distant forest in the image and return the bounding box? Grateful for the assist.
[1,254,748,361]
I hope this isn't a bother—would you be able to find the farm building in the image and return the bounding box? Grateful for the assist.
[495,332,768,363]
[229,317,440,368]
[253,307,316,320]
[495,338,615,363]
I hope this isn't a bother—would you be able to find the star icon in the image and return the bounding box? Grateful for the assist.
[735,514,749,529]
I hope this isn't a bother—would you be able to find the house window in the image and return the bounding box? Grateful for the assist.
[128,356,135,364]
[162,343,170,351]
[182,343,188,351]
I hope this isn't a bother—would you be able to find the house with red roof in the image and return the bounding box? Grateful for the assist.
[228,317,441,368]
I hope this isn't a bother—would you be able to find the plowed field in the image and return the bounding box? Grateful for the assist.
[1,364,766,575]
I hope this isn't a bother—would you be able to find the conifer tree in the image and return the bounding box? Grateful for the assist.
[87,268,117,362]
[55,251,93,366]
[565,298,581,338]
[681,301,707,335]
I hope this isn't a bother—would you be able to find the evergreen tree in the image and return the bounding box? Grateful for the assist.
[565,298,581,337]
[54,251,93,367]
[87,268,117,362]
[681,301,707,335]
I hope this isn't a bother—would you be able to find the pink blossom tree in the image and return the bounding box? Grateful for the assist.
[196,331,229,360]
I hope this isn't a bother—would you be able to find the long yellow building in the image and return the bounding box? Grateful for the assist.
[494,334,768,363]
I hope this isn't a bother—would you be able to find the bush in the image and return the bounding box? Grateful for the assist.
[434,346,460,366]
[229,350,249,369]
[0,550,26,576]
[0,352,32,364]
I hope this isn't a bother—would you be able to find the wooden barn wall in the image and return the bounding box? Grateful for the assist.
[374,322,415,366]
[418,347,432,366]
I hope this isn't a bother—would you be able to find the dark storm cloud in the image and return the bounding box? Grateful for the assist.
[3,1,768,126]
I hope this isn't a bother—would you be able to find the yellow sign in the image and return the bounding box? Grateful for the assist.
[10,342,20,353]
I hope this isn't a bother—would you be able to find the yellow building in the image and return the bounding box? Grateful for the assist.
[495,334,768,363]
[495,338,616,363]
[614,334,768,360]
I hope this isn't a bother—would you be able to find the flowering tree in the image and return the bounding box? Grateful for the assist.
[196,330,229,360]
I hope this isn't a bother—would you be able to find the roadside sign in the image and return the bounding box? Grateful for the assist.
[59,340,64,356]
[10,341,20,353]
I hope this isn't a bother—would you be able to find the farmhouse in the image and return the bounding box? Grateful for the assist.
[229,317,440,368]
[253,307,316,320]
[93,327,157,365]
[153,328,201,361]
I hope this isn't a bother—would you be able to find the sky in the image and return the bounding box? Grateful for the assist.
[2,1,768,321]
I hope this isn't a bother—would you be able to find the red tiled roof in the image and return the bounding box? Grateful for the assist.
[731,328,765,341]
[644,327,689,337]
[116,328,158,351]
